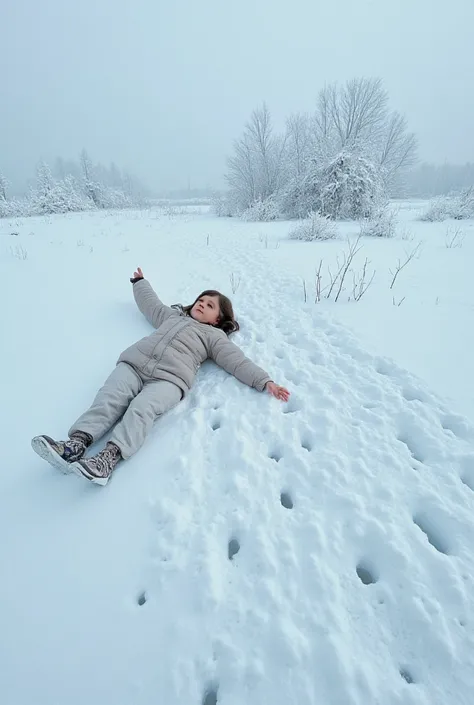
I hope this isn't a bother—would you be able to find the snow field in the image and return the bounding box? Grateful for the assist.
[0,204,473,705]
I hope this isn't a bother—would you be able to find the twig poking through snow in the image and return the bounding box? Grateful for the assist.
[229,272,241,294]
[352,258,376,301]
[315,260,323,303]
[334,236,363,302]
[312,237,374,303]
[389,242,421,290]
[392,296,406,307]
[259,233,269,249]
[10,244,28,260]
[445,226,465,249]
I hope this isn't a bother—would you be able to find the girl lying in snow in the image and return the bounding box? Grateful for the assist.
[32,268,290,485]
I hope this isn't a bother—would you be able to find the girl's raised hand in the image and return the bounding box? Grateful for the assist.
[265,381,290,402]
[132,267,144,280]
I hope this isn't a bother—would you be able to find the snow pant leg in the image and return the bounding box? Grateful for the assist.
[68,362,143,442]
[109,379,182,459]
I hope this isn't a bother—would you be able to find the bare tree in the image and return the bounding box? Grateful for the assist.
[226,134,257,208]
[226,103,286,212]
[313,88,331,143]
[312,78,417,183]
[379,111,417,181]
[315,78,388,151]
[248,103,273,196]
[285,112,312,178]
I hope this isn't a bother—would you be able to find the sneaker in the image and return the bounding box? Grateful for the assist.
[70,442,122,486]
[32,431,93,475]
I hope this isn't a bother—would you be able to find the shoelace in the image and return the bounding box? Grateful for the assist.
[68,438,86,453]
[63,437,86,459]
[94,446,120,474]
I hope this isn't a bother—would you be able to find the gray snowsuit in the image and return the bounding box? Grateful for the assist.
[69,279,272,458]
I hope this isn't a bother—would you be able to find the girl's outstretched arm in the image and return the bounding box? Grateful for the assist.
[129,267,173,329]
[209,333,290,401]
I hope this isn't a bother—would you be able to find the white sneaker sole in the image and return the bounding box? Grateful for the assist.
[31,436,74,475]
[69,461,110,486]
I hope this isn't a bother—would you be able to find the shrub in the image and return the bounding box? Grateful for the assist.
[360,207,397,238]
[420,195,454,222]
[0,198,32,218]
[289,210,338,241]
[241,196,280,222]
[284,151,385,220]
[420,187,474,221]
[212,193,236,217]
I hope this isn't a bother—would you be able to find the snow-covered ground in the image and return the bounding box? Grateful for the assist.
[1,203,473,705]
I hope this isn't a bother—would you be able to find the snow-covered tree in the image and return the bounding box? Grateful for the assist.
[0,198,30,218]
[30,162,90,215]
[98,187,132,210]
[212,191,240,217]
[0,171,12,217]
[57,175,91,212]
[284,151,384,220]
[0,172,33,218]
[30,161,56,213]
[2,152,149,219]
[0,171,8,201]
[224,77,416,220]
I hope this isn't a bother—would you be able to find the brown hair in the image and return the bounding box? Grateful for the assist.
[182,290,240,336]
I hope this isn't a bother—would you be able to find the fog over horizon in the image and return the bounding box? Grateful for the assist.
[1,0,473,194]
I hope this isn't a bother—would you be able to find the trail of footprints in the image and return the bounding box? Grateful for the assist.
[135,339,473,702]
[135,395,303,702]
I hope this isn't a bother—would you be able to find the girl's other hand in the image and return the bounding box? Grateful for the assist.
[132,267,144,280]
[265,381,290,402]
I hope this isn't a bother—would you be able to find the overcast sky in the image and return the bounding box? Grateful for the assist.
[1,0,473,193]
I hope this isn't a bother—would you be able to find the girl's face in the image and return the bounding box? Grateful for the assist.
[190,294,221,325]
